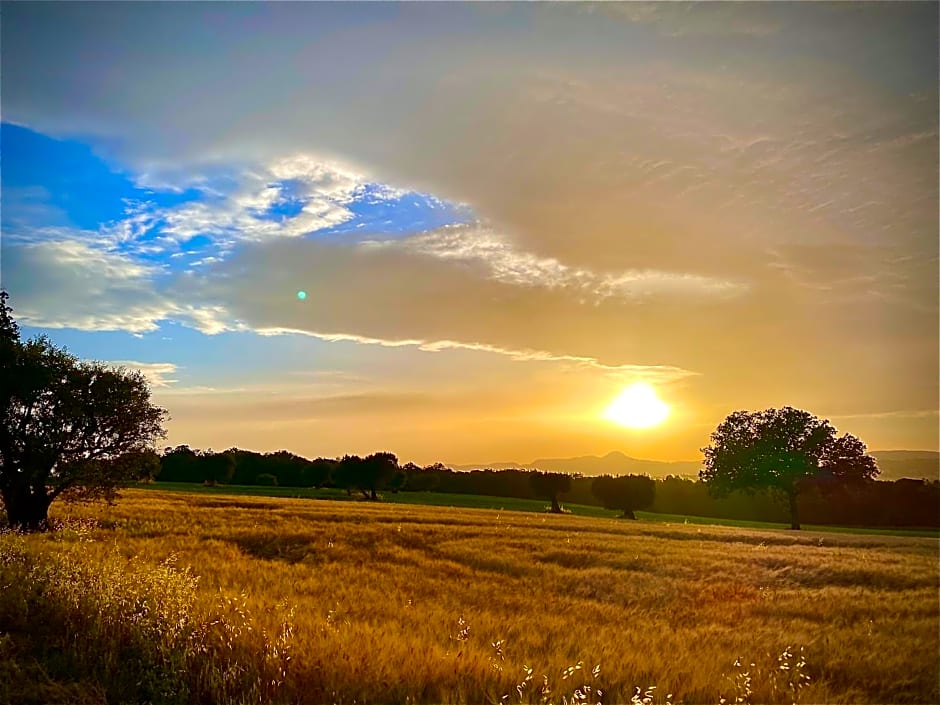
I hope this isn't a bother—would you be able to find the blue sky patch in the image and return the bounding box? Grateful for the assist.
[258,178,308,220]
[316,184,473,238]
[1,123,200,232]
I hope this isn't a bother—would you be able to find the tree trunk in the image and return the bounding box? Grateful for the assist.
[370,487,377,501]
[2,487,52,532]
[788,490,801,530]
[550,494,561,513]
[621,508,637,520]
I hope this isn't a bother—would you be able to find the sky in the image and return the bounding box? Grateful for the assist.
[2,2,937,465]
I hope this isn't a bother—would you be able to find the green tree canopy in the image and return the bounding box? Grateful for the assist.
[0,292,167,531]
[700,406,878,529]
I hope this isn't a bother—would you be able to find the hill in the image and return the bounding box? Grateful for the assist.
[871,451,939,481]
[451,450,939,481]
[451,451,701,478]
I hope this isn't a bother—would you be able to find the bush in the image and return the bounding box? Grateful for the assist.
[256,473,279,487]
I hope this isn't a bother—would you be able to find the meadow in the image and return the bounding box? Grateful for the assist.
[1,490,938,705]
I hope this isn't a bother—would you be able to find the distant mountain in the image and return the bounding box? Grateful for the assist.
[871,451,939,481]
[449,450,939,481]
[450,451,701,479]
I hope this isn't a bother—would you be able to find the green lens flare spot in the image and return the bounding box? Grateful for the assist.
[297,290,307,301]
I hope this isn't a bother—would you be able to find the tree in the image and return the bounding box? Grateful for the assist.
[335,452,402,499]
[261,450,309,487]
[306,458,336,488]
[0,292,167,531]
[334,454,362,495]
[529,471,572,513]
[158,445,201,482]
[199,450,235,485]
[400,462,441,492]
[360,452,401,499]
[700,406,878,530]
[592,474,655,519]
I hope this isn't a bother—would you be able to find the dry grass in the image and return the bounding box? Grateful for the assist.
[1,489,938,704]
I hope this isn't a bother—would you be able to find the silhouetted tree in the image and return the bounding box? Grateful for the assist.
[400,462,442,491]
[0,292,167,531]
[592,475,655,519]
[135,449,162,482]
[701,406,878,529]
[159,445,201,482]
[334,452,401,499]
[263,450,310,487]
[529,471,572,513]
[226,448,265,485]
[199,450,235,485]
[334,454,362,495]
[361,452,401,499]
[388,469,406,493]
[307,458,336,488]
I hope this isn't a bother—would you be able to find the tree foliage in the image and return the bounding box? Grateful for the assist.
[201,450,235,486]
[0,292,167,531]
[528,471,572,513]
[158,447,335,487]
[335,452,402,499]
[591,474,655,519]
[700,406,878,529]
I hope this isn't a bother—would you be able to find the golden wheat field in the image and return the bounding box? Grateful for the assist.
[1,490,938,705]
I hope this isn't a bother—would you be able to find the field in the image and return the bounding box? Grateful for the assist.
[1,490,938,705]
[139,482,940,537]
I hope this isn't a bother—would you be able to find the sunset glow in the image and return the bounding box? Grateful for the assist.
[1,3,936,464]
[604,383,670,430]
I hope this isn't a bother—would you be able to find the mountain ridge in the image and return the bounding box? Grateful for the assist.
[448,450,939,481]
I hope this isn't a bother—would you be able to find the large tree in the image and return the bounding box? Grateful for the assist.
[592,474,655,519]
[529,471,572,513]
[700,406,878,530]
[0,292,167,531]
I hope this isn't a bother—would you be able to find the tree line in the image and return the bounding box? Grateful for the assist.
[154,445,939,528]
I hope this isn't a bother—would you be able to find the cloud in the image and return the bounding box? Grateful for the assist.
[254,325,697,385]
[4,238,173,333]
[590,2,784,37]
[106,360,179,387]
[4,4,934,285]
[828,409,939,421]
[155,156,364,246]
[3,237,233,335]
[182,233,764,380]
[398,227,745,299]
[3,221,707,387]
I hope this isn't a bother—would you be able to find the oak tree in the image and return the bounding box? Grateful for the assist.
[591,474,655,519]
[0,292,166,531]
[700,406,878,529]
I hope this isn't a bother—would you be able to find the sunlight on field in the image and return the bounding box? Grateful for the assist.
[2,490,938,704]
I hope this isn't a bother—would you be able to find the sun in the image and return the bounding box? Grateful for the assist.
[603,383,670,429]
